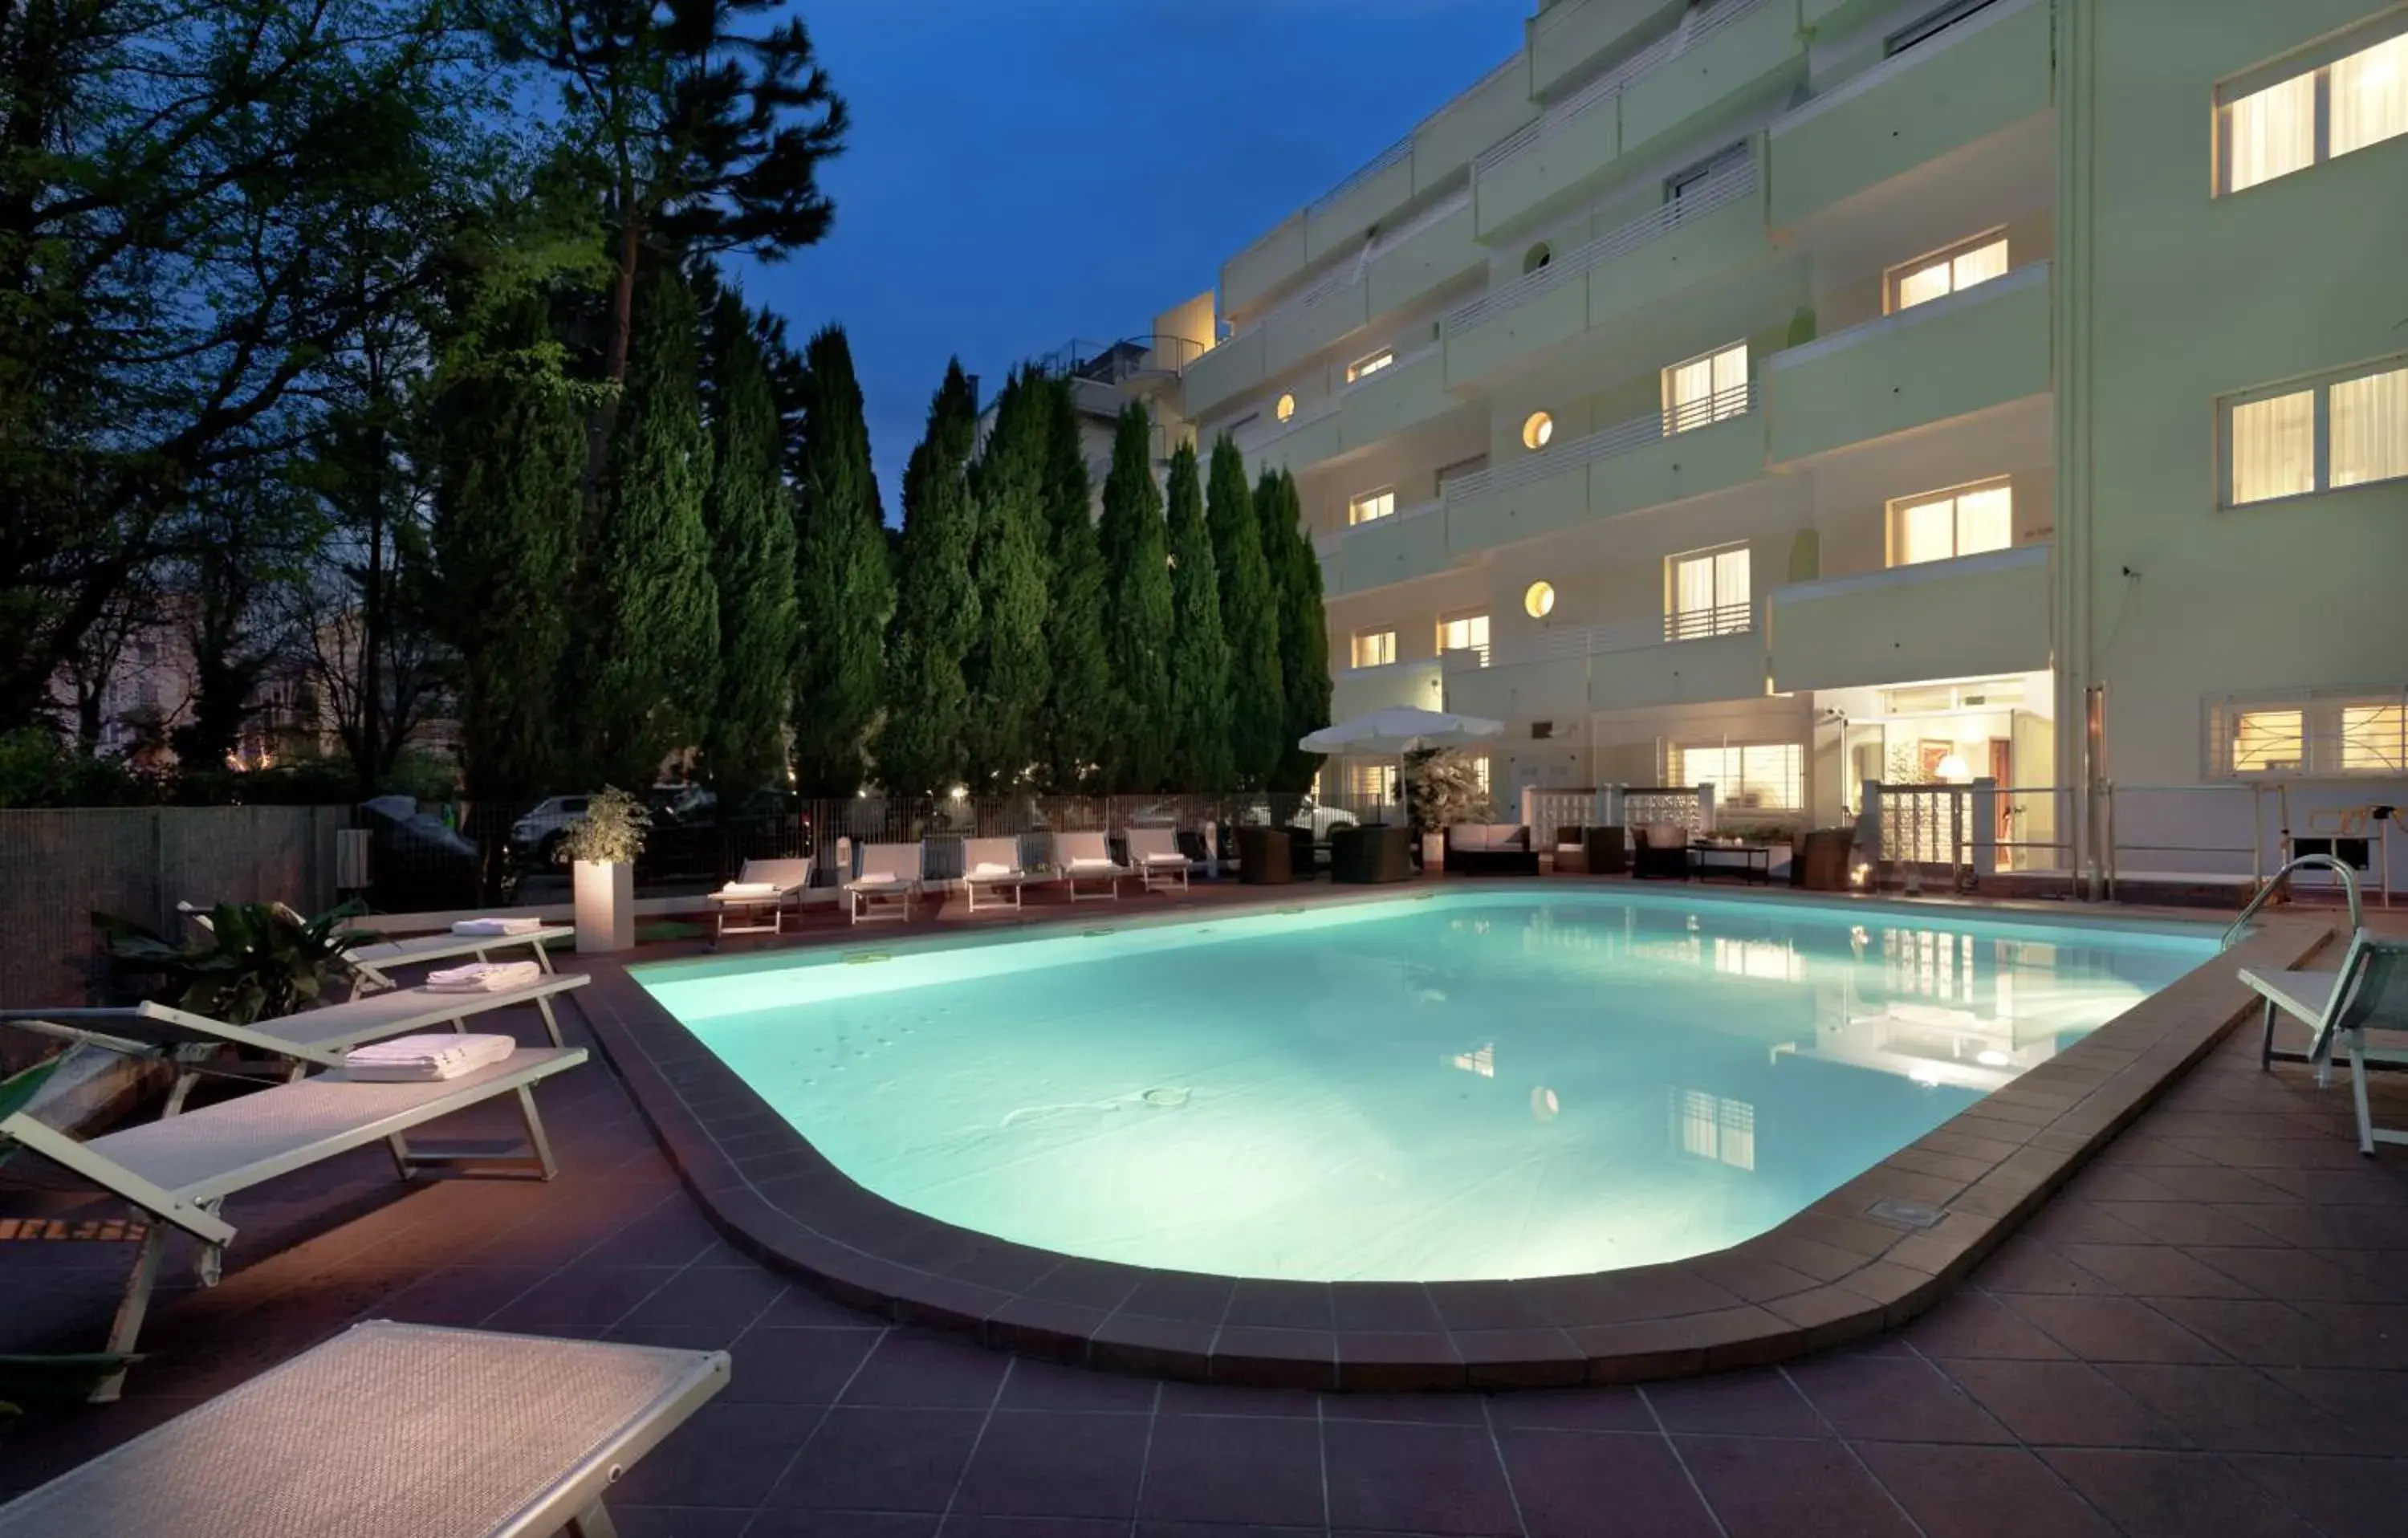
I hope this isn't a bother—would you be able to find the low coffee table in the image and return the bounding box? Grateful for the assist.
[1690,840,1772,885]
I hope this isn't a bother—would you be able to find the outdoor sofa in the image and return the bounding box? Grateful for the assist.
[1445,823,1540,877]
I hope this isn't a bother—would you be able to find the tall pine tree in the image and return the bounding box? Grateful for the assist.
[579,262,718,788]
[1206,436,1283,790]
[787,325,889,795]
[1258,468,1331,793]
[961,368,1052,791]
[875,361,981,796]
[431,292,584,799]
[1036,376,1110,792]
[1164,441,1233,790]
[1097,404,1173,792]
[697,281,798,797]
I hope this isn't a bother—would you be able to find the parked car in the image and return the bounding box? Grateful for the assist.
[508,795,592,863]
[358,794,482,911]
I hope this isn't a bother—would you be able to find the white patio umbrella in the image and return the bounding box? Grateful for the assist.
[1300,706,1505,755]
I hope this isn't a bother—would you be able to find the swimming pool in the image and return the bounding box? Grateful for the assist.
[637,889,2215,1283]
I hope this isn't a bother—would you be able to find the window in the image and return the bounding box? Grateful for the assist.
[1672,1088,1756,1170]
[1348,762,1400,801]
[2342,705,2407,771]
[1666,142,1749,204]
[2224,361,2408,505]
[1346,349,1394,383]
[1886,0,2001,57]
[1886,230,2009,312]
[1275,392,1296,423]
[1348,488,1397,526]
[2218,22,2408,193]
[2215,693,2408,776]
[1351,629,1397,669]
[1667,545,1751,639]
[1671,742,1802,809]
[1662,343,1748,434]
[1437,612,1490,664]
[1523,580,1556,619]
[1889,478,2013,565]
[2231,709,2305,774]
[1521,410,1554,450]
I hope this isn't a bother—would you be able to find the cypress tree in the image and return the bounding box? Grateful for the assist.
[788,325,889,795]
[875,360,981,795]
[1036,376,1110,792]
[697,283,798,798]
[961,368,1051,791]
[1206,436,1283,790]
[430,294,582,800]
[580,262,718,788]
[1164,441,1233,790]
[1258,468,1331,793]
[1096,404,1173,791]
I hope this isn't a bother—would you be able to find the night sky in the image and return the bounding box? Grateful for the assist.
[740,1,1527,512]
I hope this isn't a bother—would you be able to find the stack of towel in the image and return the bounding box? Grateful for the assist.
[1067,856,1120,872]
[970,861,1014,877]
[423,960,542,995]
[451,916,544,936]
[856,869,898,885]
[344,1033,518,1083]
[719,881,779,897]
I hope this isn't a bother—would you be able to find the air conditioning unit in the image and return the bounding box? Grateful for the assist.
[1532,721,1555,740]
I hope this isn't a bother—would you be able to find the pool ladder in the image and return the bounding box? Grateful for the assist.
[2222,854,2363,950]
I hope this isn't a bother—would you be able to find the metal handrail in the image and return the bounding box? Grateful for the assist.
[2223,854,2364,949]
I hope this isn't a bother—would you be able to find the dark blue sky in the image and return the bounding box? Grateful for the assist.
[740,1,1526,513]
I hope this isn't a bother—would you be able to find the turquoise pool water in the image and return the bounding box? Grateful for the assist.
[637,890,2214,1282]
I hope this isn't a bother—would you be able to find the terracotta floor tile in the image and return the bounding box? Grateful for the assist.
[479,1263,679,1335]
[721,1327,885,1405]
[951,1410,1151,1519]
[1935,1359,2189,1448]
[2051,1243,2265,1299]
[941,1517,1129,1538]
[1319,1391,1487,1426]
[610,1503,758,1537]
[1499,1427,1718,1537]
[2260,1366,2408,1453]
[836,1329,1011,1409]
[1785,1353,2012,1443]
[2183,1244,2404,1302]
[1998,1293,2228,1363]
[1971,1239,2123,1296]
[1852,1442,2114,1538]
[993,1358,1158,1414]
[2087,1200,2289,1248]
[1902,1291,2075,1359]
[1485,1385,1654,1434]
[1322,1419,1521,1536]
[1643,1369,1829,1438]
[2143,1296,2368,1369]
[2093,1362,2351,1453]
[607,1401,825,1508]
[620,1263,792,1336]
[2228,1451,2408,1538]
[763,1406,985,1513]
[2018,1202,2161,1246]
[1137,1413,1326,1528]
[2040,1449,2320,1537]
[1674,1436,1918,1538]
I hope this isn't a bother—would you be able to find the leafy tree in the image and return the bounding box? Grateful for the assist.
[875,361,981,795]
[696,278,798,798]
[1163,442,1233,790]
[962,368,1051,791]
[1257,468,1331,793]
[430,292,584,800]
[165,472,311,775]
[1096,405,1173,791]
[1206,437,1283,789]
[1035,376,1109,792]
[787,324,889,795]
[576,262,718,787]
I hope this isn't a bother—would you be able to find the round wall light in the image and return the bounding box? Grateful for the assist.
[1523,580,1556,619]
[1521,410,1554,450]
[1275,393,1296,423]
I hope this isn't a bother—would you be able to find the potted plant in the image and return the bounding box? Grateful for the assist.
[1405,747,1494,873]
[559,786,650,953]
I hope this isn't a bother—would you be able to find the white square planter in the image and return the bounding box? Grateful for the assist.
[574,860,635,953]
[1422,832,1446,872]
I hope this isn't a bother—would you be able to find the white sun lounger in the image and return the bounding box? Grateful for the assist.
[0,973,588,1113]
[959,837,1032,913]
[0,1320,725,1536]
[2245,927,2408,1154]
[706,856,814,942]
[178,901,571,997]
[1054,831,1130,902]
[1124,826,1194,893]
[0,1046,588,1398]
[845,843,923,925]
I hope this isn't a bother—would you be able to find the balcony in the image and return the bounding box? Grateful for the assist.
[1333,657,1446,722]
[1446,604,1767,720]
[1326,498,1450,598]
[1528,0,1675,100]
[1477,0,1803,237]
[1767,543,2050,693]
[1445,383,1761,556]
[1765,260,2049,464]
[1238,396,1343,481]
[1340,343,1453,453]
[1768,0,2052,227]
[1182,327,1265,419]
[1447,159,1767,386]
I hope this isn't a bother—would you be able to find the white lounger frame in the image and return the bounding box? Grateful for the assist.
[845,844,923,925]
[1124,827,1193,893]
[959,837,1031,913]
[1054,832,1129,902]
[706,856,814,942]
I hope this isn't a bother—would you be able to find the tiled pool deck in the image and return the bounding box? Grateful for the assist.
[1,877,2402,1537]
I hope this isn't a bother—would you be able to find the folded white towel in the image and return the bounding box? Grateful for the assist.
[1142,852,1186,865]
[1067,857,1121,871]
[970,861,1014,877]
[423,960,543,994]
[450,917,543,936]
[856,869,898,885]
[719,881,779,897]
[344,1032,518,1082]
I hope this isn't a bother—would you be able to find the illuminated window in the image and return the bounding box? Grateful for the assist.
[1886,231,2009,312]
[1436,612,1490,662]
[1472,755,1491,792]
[1670,742,1801,809]
[2231,710,2304,774]
[1520,410,1554,450]
[1346,349,1394,383]
[1714,937,1804,982]
[2224,364,2408,506]
[1348,761,1400,800]
[1523,580,1556,619]
[1350,629,1397,669]
[2218,22,2408,194]
[1662,343,1748,434]
[1348,488,1397,526]
[1449,1044,1495,1077]
[1889,478,2013,565]
[1666,545,1751,638]
[1672,1088,1756,1170]
[1275,393,1296,423]
[2342,705,2408,771]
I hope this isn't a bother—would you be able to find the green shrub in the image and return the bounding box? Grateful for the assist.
[93,901,380,1024]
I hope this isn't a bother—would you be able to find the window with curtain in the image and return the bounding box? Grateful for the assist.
[1667,545,1751,639]
[1889,479,2013,565]
[2341,705,2406,772]
[1672,1088,1755,1171]
[2218,22,2408,193]
[1346,348,1395,382]
[1670,742,1801,808]
[1348,488,1397,526]
[2231,710,2304,773]
[1886,232,2010,312]
[1351,629,1396,669]
[1347,762,1399,801]
[1436,612,1490,662]
[2225,364,2407,505]
[1662,343,1748,434]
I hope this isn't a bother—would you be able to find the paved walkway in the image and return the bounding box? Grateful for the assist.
[0,912,2402,1536]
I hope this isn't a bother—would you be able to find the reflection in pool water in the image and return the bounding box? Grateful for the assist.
[638,892,2212,1282]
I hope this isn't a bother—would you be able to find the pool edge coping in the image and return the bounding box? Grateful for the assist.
[572,890,2337,1391]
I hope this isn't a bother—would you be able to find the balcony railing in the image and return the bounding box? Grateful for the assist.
[1444,158,1757,334]
[1662,601,1755,642]
[1441,643,1492,669]
[1343,496,1442,538]
[1341,339,1442,395]
[1309,53,1523,218]
[1475,0,1775,176]
[1211,187,1473,360]
[1234,394,1340,454]
[1442,380,1755,503]
[1503,604,1757,666]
